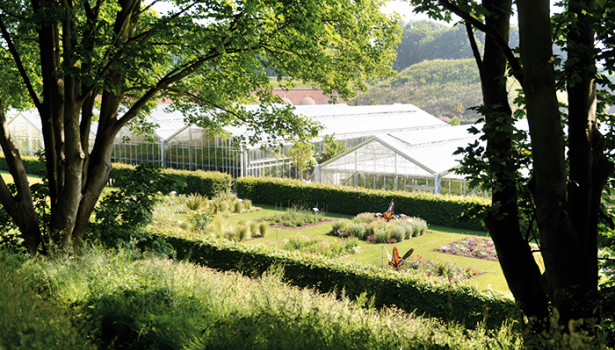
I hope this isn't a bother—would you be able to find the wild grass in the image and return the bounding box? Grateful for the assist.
[14,248,522,349]
[0,251,94,349]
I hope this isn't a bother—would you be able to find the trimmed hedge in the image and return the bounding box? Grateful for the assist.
[236,177,488,230]
[148,228,517,330]
[108,163,232,197]
[0,155,232,197]
[0,155,47,176]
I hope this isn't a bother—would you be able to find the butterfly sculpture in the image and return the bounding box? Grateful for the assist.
[388,246,414,271]
[382,199,394,222]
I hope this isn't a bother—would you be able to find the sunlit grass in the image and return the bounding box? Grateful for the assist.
[0,170,43,184]
[224,205,509,293]
[13,248,521,349]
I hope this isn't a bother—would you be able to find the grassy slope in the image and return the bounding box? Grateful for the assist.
[9,248,520,349]
[237,205,509,293]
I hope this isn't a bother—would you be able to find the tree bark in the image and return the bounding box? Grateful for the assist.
[518,0,602,328]
[0,105,43,254]
[476,0,549,330]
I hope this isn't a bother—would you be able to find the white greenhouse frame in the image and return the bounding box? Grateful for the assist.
[315,125,489,197]
[5,103,451,180]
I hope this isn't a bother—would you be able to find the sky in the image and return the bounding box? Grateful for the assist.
[381,0,564,26]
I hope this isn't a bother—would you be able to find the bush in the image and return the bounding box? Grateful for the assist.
[236,177,487,230]
[0,155,233,197]
[91,164,163,247]
[331,213,428,244]
[258,222,269,237]
[144,228,518,330]
[348,222,368,239]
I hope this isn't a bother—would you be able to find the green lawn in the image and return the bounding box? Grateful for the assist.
[0,170,43,184]
[235,205,509,293]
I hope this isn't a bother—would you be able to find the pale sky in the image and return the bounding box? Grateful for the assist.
[381,0,563,26]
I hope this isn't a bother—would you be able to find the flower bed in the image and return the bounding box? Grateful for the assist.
[435,236,498,261]
[330,212,428,243]
[265,207,325,227]
[273,236,362,258]
[399,254,481,283]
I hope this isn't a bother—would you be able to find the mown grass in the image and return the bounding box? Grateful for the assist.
[0,170,43,184]
[8,247,521,349]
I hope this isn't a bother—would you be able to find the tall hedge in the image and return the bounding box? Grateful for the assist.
[0,155,232,198]
[148,228,517,330]
[236,177,488,230]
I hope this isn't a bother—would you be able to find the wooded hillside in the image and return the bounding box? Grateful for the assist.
[350,59,486,122]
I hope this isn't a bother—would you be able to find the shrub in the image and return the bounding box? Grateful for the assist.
[265,207,323,227]
[348,222,367,239]
[330,213,427,244]
[249,222,259,237]
[233,201,243,214]
[237,224,250,241]
[0,155,233,197]
[374,228,388,243]
[91,164,163,247]
[259,222,269,237]
[185,193,209,211]
[236,177,487,230]
[389,225,406,242]
[145,229,518,330]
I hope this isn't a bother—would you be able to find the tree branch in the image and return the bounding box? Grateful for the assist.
[465,22,484,71]
[437,0,524,84]
[0,17,42,111]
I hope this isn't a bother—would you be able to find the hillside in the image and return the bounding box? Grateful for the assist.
[350,59,484,122]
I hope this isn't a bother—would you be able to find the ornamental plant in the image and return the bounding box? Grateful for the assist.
[331,212,427,243]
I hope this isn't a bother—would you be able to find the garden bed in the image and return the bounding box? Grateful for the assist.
[330,212,428,244]
[434,236,498,261]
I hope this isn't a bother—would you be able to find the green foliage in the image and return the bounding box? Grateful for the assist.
[109,163,233,197]
[92,164,163,247]
[351,59,484,122]
[13,248,522,349]
[316,134,347,163]
[0,155,47,177]
[0,251,94,349]
[190,209,214,232]
[332,212,427,244]
[277,236,361,258]
[258,222,269,238]
[265,206,324,227]
[0,156,233,198]
[236,176,487,230]
[148,228,517,330]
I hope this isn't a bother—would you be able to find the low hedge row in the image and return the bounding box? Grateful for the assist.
[108,163,232,197]
[0,155,233,198]
[236,177,488,230]
[149,228,517,330]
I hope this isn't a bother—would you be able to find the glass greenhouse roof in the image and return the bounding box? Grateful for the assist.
[319,124,481,179]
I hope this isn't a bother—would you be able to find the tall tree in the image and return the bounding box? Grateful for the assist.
[410,0,612,339]
[0,0,400,253]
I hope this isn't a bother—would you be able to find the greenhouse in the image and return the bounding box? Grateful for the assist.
[6,103,447,179]
[314,124,487,196]
[6,109,97,157]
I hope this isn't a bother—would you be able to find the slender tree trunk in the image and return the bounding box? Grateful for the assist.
[0,105,43,254]
[475,0,549,330]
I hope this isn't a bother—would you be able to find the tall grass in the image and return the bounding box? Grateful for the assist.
[0,251,94,349]
[15,248,521,349]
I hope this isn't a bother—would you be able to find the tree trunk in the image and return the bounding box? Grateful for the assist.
[0,105,43,254]
[518,0,602,328]
[476,0,549,330]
